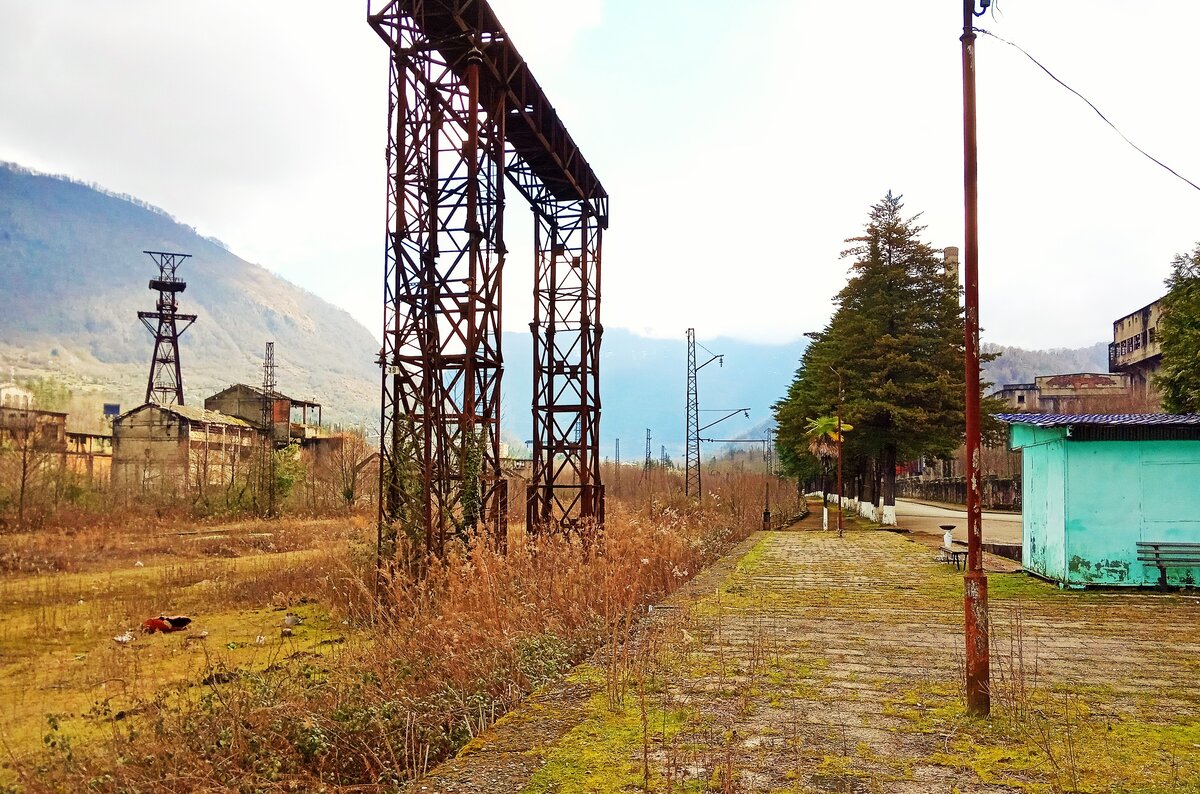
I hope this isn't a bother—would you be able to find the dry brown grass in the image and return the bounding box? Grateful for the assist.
[4,466,798,791]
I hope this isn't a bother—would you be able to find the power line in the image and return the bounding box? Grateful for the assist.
[975,26,1200,194]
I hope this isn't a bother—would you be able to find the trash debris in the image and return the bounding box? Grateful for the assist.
[142,615,192,633]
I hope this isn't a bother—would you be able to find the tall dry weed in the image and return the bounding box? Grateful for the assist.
[21,467,800,791]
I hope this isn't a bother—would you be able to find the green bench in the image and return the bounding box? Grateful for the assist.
[1136,541,1200,590]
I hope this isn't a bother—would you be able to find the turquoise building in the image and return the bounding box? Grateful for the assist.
[1002,413,1200,588]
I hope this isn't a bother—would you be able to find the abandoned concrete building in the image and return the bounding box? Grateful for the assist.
[1111,297,1165,405]
[112,403,259,494]
[204,384,325,447]
[0,382,35,409]
[991,372,1146,414]
[65,431,113,482]
[110,383,333,494]
[0,405,68,456]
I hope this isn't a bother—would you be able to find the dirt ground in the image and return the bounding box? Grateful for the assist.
[412,524,1200,793]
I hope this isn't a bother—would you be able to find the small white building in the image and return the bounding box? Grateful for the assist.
[0,382,34,410]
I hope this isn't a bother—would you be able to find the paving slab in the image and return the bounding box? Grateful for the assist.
[411,528,1200,793]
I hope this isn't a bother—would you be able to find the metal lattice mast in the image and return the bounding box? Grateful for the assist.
[643,428,651,474]
[138,251,196,406]
[685,328,700,496]
[261,342,277,515]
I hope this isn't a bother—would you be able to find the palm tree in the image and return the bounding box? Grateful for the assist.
[804,416,851,507]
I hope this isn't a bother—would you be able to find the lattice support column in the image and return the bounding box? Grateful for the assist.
[374,9,508,559]
[527,200,603,534]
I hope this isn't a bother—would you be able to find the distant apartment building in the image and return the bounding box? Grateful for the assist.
[1110,297,1165,405]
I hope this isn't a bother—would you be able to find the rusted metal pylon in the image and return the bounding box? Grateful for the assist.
[368,0,608,558]
[139,251,196,407]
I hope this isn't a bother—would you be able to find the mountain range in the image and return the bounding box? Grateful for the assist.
[0,162,1110,451]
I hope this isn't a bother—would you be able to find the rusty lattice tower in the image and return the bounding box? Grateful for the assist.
[369,0,608,557]
[139,251,196,406]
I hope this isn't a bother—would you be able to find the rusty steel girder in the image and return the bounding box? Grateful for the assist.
[369,0,607,555]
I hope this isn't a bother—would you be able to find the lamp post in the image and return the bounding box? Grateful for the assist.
[962,0,991,717]
[829,366,845,538]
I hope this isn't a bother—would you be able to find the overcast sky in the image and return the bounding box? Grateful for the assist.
[2,1,1198,350]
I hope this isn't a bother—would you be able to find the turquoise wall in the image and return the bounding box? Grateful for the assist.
[1014,425,1067,583]
[1012,426,1200,587]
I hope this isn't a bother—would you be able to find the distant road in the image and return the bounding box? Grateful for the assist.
[894,498,1022,545]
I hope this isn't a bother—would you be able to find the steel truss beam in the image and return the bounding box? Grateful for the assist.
[369,0,607,552]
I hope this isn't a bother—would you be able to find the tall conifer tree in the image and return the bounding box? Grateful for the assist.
[1157,243,1200,413]
[775,193,967,522]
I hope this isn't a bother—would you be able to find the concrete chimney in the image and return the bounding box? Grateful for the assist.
[943,246,960,289]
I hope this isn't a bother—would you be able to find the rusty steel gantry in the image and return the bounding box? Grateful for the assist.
[139,251,196,407]
[368,0,608,556]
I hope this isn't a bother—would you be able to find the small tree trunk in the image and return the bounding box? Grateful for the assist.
[18,443,30,531]
[861,458,876,508]
[880,443,897,526]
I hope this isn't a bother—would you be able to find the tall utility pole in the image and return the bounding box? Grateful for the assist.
[643,428,652,474]
[139,251,197,406]
[961,0,991,717]
[261,342,277,517]
[685,328,723,498]
[763,435,774,530]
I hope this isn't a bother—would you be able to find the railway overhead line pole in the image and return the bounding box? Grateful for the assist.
[369,0,609,559]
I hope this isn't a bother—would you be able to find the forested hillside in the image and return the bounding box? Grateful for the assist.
[982,342,1109,388]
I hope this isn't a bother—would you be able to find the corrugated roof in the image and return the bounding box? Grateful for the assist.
[121,402,253,428]
[997,413,1200,427]
[168,404,253,427]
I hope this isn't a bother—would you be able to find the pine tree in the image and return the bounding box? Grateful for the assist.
[774,193,968,523]
[1157,243,1200,413]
